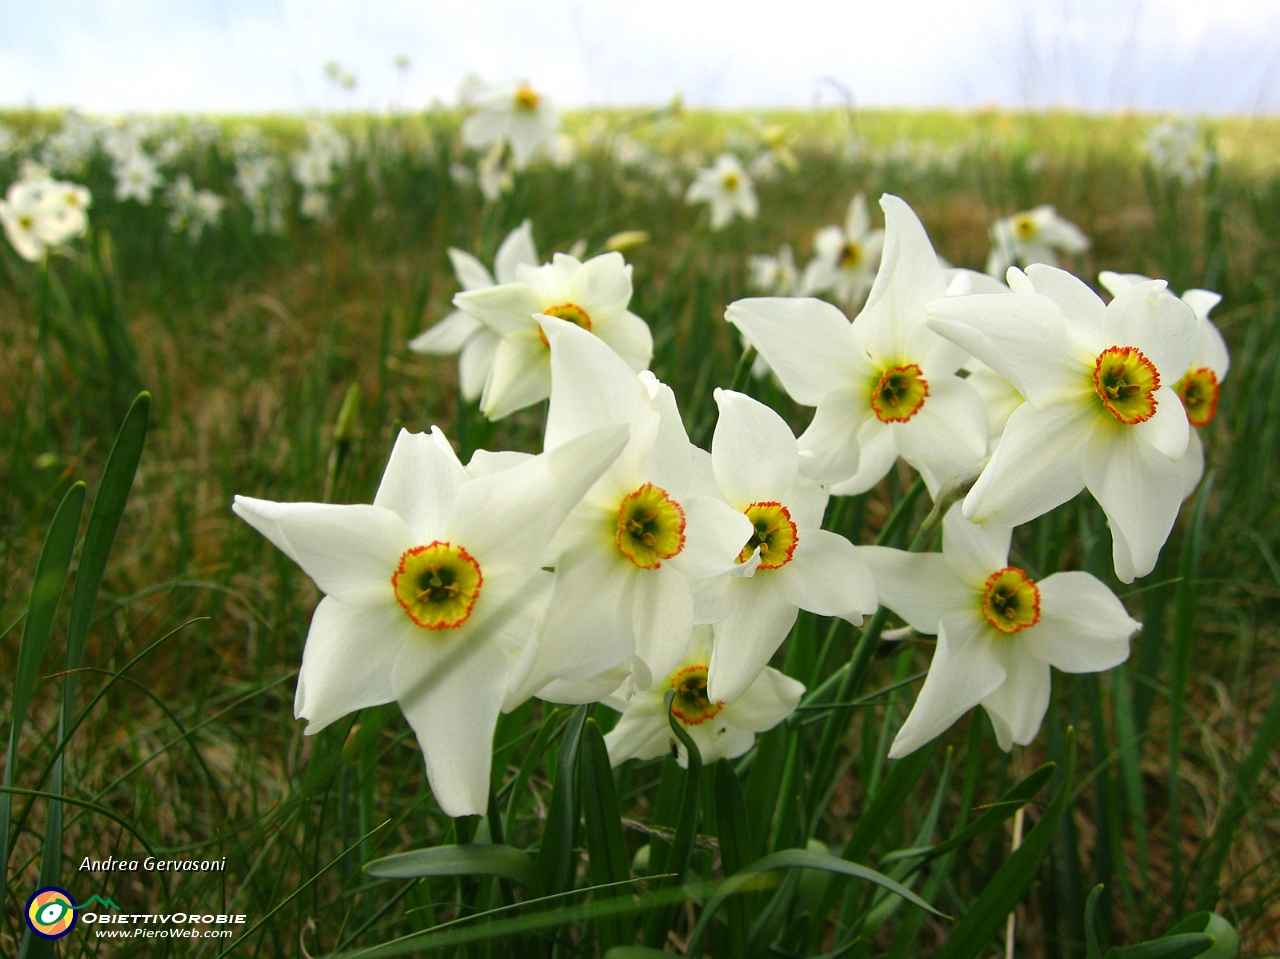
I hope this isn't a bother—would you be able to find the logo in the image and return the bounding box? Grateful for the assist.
[26,887,78,939]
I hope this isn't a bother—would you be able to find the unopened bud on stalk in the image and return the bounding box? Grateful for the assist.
[604,230,649,253]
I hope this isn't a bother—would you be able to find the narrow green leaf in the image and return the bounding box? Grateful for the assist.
[605,949,671,959]
[1086,884,1106,959]
[536,703,588,895]
[0,481,85,917]
[844,739,936,865]
[685,847,946,956]
[364,843,538,890]
[1104,935,1217,959]
[935,727,1077,959]
[743,724,787,850]
[580,719,631,953]
[714,760,752,957]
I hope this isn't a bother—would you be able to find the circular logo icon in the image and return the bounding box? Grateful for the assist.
[26,887,77,939]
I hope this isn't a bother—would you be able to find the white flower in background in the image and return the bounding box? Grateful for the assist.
[514,319,752,703]
[299,190,330,221]
[166,175,224,242]
[686,154,758,230]
[292,122,348,219]
[113,150,162,204]
[155,137,183,166]
[985,205,1089,279]
[477,142,514,202]
[801,194,886,310]
[1145,118,1212,185]
[0,123,16,158]
[410,220,540,401]
[748,245,799,296]
[453,251,654,420]
[461,81,560,169]
[863,508,1137,756]
[728,194,988,496]
[1100,271,1230,496]
[926,265,1199,583]
[40,111,103,174]
[603,627,803,768]
[1,172,92,261]
[235,154,285,234]
[697,390,877,703]
[233,424,627,817]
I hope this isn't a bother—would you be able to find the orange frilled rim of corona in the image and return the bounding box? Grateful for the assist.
[1093,346,1160,425]
[392,542,483,630]
[870,363,929,423]
[616,484,686,569]
[1174,367,1220,427]
[537,302,592,346]
[668,665,724,725]
[980,566,1041,635]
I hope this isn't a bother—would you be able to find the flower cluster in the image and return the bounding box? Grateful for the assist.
[166,175,225,243]
[0,166,91,262]
[292,121,350,220]
[237,184,1223,817]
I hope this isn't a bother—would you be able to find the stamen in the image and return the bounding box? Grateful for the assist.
[616,484,686,568]
[737,501,798,569]
[1093,346,1160,424]
[392,542,483,630]
[870,363,929,423]
[980,566,1041,635]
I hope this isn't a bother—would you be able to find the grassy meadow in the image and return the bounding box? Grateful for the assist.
[2,106,1279,957]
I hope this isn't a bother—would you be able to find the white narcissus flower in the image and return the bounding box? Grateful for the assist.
[985,205,1089,279]
[232,423,628,817]
[603,627,804,768]
[1099,272,1230,497]
[748,245,798,297]
[113,150,162,204]
[801,193,886,310]
[945,269,1023,442]
[727,194,988,496]
[514,318,753,702]
[453,251,654,421]
[0,177,91,261]
[926,265,1199,583]
[410,220,539,401]
[698,389,877,703]
[686,154,758,230]
[461,82,560,169]
[863,509,1138,756]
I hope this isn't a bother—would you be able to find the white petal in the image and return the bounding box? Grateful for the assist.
[295,596,404,733]
[1176,427,1205,499]
[1181,288,1222,325]
[846,193,871,238]
[465,449,534,478]
[725,297,859,406]
[448,247,495,292]
[537,664,631,705]
[480,334,551,420]
[393,637,509,817]
[447,424,629,577]
[893,375,989,496]
[543,316,657,450]
[1082,424,1185,583]
[374,427,468,541]
[671,495,754,578]
[772,529,877,620]
[707,576,799,704]
[827,416,899,496]
[1023,264,1106,346]
[597,309,654,372]
[1136,388,1190,460]
[797,388,866,488]
[1104,281,1199,378]
[493,220,538,284]
[1194,317,1230,378]
[889,614,1006,758]
[631,564,695,682]
[711,389,799,507]
[232,496,412,602]
[458,331,500,401]
[980,645,1052,751]
[940,507,1011,586]
[409,310,482,355]
[926,293,1090,406]
[1026,571,1137,672]
[963,401,1092,529]
[571,251,633,319]
[858,548,971,634]
[604,699,671,765]
[721,666,805,732]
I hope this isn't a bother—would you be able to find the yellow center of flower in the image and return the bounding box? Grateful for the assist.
[870,363,929,423]
[738,501,798,569]
[514,85,540,112]
[1013,214,1038,241]
[616,483,686,569]
[839,240,863,269]
[1093,346,1160,425]
[722,171,740,192]
[392,542,483,630]
[980,566,1041,635]
[17,215,32,230]
[537,302,593,346]
[669,665,724,725]
[1173,367,1220,427]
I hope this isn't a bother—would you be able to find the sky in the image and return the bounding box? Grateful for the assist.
[2,0,1279,115]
